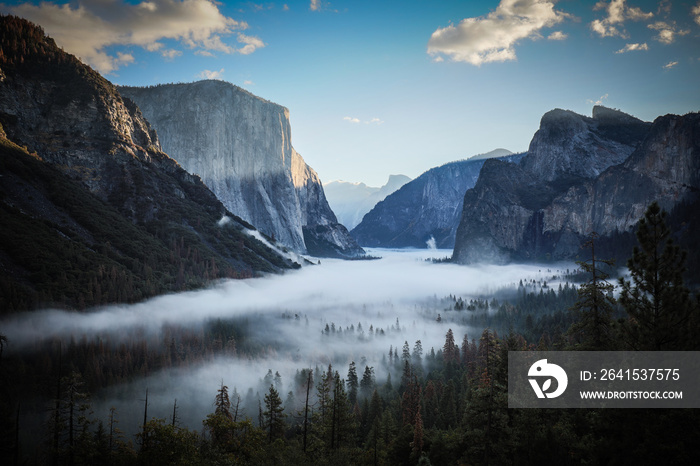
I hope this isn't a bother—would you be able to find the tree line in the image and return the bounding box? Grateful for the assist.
[1,202,698,464]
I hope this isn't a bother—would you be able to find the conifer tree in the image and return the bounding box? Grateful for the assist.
[331,371,353,449]
[401,341,411,363]
[214,382,232,420]
[443,329,456,363]
[567,232,617,350]
[360,366,375,400]
[412,340,423,378]
[619,202,695,350]
[263,385,286,443]
[347,361,359,406]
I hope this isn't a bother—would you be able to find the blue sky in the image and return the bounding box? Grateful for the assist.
[2,0,699,186]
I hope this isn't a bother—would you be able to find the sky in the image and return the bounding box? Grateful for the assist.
[2,0,699,186]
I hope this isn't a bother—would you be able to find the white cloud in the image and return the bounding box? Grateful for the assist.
[647,21,689,44]
[138,2,159,13]
[283,4,290,11]
[198,68,225,79]
[344,116,384,125]
[587,93,609,105]
[116,51,135,66]
[310,0,321,12]
[547,31,568,40]
[7,0,263,74]
[427,0,570,66]
[663,60,678,69]
[614,42,649,53]
[243,80,254,86]
[590,0,653,38]
[693,2,700,26]
[161,49,183,60]
[237,33,265,55]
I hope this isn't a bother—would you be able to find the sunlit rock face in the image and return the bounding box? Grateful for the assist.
[120,81,364,258]
[453,107,700,264]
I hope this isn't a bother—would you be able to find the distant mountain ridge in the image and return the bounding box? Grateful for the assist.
[452,106,699,264]
[465,148,515,161]
[351,149,522,249]
[119,81,364,259]
[324,174,411,230]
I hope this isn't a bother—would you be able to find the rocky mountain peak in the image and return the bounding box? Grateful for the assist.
[452,105,697,265]
[592,105,641,123]
[521,107,649,183]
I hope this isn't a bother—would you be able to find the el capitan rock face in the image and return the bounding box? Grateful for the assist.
[351,150,521,249]
[452,107,699,264]
[119,81,364,258]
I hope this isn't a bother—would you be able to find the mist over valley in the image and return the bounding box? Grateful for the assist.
[4,249,574,435]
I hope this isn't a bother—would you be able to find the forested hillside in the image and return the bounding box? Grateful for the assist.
[0,16,298,313]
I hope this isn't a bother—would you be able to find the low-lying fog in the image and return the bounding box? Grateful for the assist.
[3,249,573,433]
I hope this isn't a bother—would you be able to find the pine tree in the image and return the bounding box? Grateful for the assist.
[347,361,359,406]
[567,232,617,350]
[331,371,354,449]
[412,340,423,378]
[262,385,286,443]
[401,341,411,363]
[360,366,375,400]
[443,329,456,364]
[214,382,232,420]
[301,369,313,453]
[619,202,695,350]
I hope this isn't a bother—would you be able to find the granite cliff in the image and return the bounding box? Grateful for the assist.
[119,81,364,259]
[452,107,699,264]
[0,16,297,311]
[351,150,521,249]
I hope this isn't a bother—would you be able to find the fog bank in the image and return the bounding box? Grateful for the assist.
[3,249,573,432]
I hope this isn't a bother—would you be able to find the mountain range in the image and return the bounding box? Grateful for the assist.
[351,149,522,249]
[453,106,700,264]
[323,175,411,230]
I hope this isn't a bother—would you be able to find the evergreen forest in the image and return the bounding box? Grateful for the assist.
[1,203,699,465]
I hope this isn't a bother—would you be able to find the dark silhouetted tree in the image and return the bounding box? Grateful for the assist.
[568,232,617,350]
[215,382,232,420]
[263,385,286,443]
[619,202,695,350]
[347,361,358,406]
